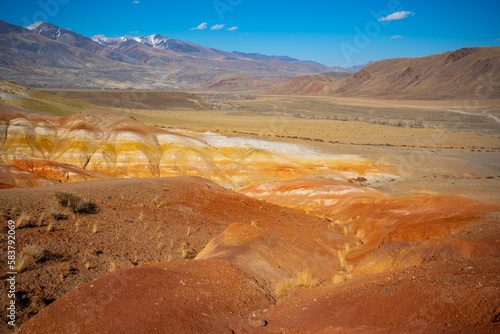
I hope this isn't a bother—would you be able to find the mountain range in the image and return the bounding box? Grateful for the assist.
[0,20,349,89]
[266,47,500,99]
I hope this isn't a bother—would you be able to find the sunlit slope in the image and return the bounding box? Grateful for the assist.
[266,47,500,99]
[0,81,105,116]
[0,106,397,188]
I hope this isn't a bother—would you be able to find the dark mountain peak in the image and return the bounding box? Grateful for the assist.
[26,21,54,30]
[26,21,64,40]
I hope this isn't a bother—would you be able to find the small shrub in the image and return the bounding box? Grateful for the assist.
[74,201,99,214]
[55,192,99,214]
[55,192,80,208]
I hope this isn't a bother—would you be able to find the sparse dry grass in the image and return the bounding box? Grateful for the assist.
[15,212,31,229]
[275,281,293,297]
[21,244,46,262]
[332,272,352,284]
[37,212,47,227]
[295,270,318,288]
[14,256,27,273]
[275,270,318,297]
[338,244,354,272]
[332,243,356,285]
[329,219,350,235]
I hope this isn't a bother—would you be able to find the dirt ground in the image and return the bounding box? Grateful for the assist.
[1,90,499,333]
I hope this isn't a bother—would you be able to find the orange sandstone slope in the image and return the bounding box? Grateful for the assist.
[265,47,500,99]
[241,178,500,275]
[14,176,500,333]
[0,105,397,188]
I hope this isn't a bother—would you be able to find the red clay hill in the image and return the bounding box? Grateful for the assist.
[1,175,497,333]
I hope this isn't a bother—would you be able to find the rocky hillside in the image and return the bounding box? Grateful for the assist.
[0,20,348,89]
[266,47,500,99]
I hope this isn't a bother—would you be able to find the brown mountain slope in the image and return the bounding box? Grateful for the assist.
[265,47,500,99]
[264,74,334,95]
[195,73,289,92]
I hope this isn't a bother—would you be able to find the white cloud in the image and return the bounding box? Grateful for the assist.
[378,11,415,22]
[390,35,404,39]
[210,24,225,30]
[189,22,208,30]
[227,26,238,31]
[132,1,140,3]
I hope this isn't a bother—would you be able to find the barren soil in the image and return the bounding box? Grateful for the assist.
[1,87,499,333]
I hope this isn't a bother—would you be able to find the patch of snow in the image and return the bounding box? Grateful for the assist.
[26,21,44,30]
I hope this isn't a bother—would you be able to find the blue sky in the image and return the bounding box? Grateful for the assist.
[2,0,500,67]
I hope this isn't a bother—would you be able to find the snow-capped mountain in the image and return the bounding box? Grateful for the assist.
[92,33,218,55]
[26,21,108,55]
[26,21,62,39]
[92,34,168,49]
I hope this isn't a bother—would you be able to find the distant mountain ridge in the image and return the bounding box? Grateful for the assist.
[25,21,140,64]
[265,47,500,99]
[0,19,349,89]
